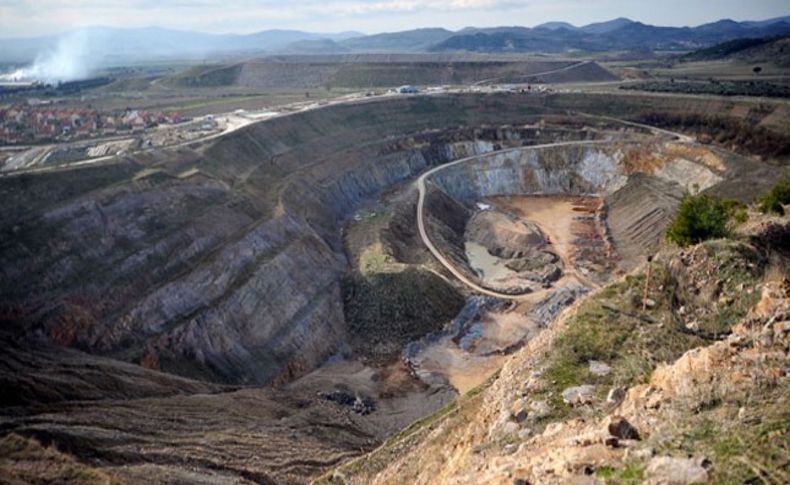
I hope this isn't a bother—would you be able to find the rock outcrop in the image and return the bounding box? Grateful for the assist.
[324,222,789,485]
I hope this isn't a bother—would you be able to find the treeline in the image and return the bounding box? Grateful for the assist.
[621,80,790,99]
[0,77,114,99]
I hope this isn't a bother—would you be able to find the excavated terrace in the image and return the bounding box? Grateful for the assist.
[0,93,778,483]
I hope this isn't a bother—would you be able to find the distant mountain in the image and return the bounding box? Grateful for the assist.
[431,17,790,54]
[0,26,362,65]
[431,30,581,54]
[735,35,790,66]
[281,39,351,55]
[741,16,790,28]
[3,16,790,79]
[534,22,578,31]
[681,36,779,61]
[339,28,455,52]
[461,26,533,36]
[580,17,636,34]
[531,18,637,34]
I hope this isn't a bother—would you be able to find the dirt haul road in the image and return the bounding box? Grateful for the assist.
[415,120,692,300]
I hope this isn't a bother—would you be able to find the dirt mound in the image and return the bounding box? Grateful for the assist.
[606,174,683,269]
[168,59,615,89]
[465,210,546,259]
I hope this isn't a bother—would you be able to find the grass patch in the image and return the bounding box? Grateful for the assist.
[618,464,646,483]
[657,393,789,484]
[0,433,118,484]
[595,463,645,484]
[536,239,763,422]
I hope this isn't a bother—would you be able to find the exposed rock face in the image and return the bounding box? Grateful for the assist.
[429,143,627,202]
[422,140,726,292]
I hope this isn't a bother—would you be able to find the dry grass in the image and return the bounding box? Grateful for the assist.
[0,433,120,485]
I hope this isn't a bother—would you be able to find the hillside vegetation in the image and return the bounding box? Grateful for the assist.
[680,35,790,66]
[621,80,790,99]
[680,36,784,61]
[324,194,789,484]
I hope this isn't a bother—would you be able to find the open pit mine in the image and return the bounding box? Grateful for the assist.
[0,92,784,483]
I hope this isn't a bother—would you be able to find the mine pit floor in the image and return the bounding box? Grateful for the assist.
[407,195,617,392]
[484,195,614,290]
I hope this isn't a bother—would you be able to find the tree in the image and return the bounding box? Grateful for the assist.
[666,192,731,247]
[753,66,762,75]
[757,176,790,216]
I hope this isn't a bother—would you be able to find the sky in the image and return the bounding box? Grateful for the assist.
[1,0,788,38]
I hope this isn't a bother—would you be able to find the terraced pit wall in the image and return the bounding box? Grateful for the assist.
[0,95,602,388]
[421,140,729,283]
[0,93,771,390]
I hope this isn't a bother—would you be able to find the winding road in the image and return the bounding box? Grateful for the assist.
[415,119,692,300]
[415,141,608,300]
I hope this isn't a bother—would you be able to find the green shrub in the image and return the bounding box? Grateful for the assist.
[757,176,790,215]
[722,199,748,225]
[666,193,731,247]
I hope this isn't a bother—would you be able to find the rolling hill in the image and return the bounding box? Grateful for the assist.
[429,17,790,53]
[681,35,790,66]
[2,16,790,75]
[0,26,363,64]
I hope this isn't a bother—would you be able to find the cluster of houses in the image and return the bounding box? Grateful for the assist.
[0,105,185,144]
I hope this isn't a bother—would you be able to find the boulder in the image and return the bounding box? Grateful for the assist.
[606,416,640,440]
[518,428,533,440]
[530,399,552,418]
[606,387,626,405]
[562,385,596,406]
[589,360,612,377]
[510,398,528,422]
[503,421,520,434]
[646,456,708,484]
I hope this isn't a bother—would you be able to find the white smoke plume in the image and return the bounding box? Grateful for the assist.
[0,30,95,84]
